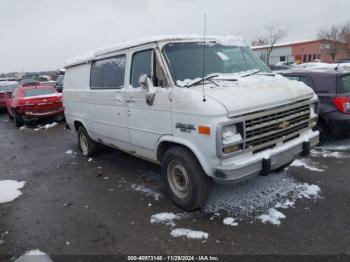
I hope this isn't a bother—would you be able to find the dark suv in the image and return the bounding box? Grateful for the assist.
[281,69,350,144]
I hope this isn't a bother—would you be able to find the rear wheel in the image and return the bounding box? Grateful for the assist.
[77,126,98,157]
[7,108,13,120]
[13,109,24,127]
[161,146,210,211]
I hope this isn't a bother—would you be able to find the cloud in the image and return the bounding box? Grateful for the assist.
[0,0,349,72]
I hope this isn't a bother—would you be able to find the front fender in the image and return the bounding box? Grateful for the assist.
[157,135,212,176]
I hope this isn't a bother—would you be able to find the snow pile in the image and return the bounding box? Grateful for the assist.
[14,249,53,262]
[130,184,162,201]
[150,212,181,227]
[258,208,286,225]
[223,217,238,227]
[65,150,73,155]
[215,35,247,47]
[290,159,325,172]
[19,126,27,130]
[204,171,321,218]
[170,228,208,240]
[0,180,26,204]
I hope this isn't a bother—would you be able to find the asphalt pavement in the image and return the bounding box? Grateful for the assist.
[0,113,349,261]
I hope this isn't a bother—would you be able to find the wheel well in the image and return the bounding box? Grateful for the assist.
[157,141,193,162]
[318,116,331,135]
[74,121,84,131]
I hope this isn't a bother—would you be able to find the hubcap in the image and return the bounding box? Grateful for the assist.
[79,133,89,155]
[167,160,190,199]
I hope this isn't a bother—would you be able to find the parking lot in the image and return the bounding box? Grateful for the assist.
[0,113,350,260]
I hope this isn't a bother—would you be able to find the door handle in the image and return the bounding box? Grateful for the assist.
[125,98,136,103]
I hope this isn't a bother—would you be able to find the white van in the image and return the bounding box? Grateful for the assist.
[63,35,319,210]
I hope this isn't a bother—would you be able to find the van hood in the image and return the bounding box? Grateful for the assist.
[202,74,314,117]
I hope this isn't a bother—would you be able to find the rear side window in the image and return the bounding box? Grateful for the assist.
[337,75,350,93]
[24,88,55,97]
[130,50,153,88]
[90,55,126,89]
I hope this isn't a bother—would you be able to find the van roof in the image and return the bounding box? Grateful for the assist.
[65,34,247,68]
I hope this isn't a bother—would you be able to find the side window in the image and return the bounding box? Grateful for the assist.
[285,75,312,88]
[299,76,312,87]
[130,50,153,88]
[285,76,300,81]
[90,55,126,89]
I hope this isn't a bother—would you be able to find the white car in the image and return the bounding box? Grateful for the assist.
[63,35,319,210]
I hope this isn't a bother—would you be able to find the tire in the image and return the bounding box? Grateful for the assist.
[317,122,330,145]
[77,126,98,157]
[13,109,24,127]
[7,109,13,120]
[161,146,210,211]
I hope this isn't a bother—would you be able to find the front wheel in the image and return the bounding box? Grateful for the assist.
[161,146,210,211]
[77,126,98,157]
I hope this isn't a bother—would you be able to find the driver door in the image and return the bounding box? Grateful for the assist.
[124,46,172,160]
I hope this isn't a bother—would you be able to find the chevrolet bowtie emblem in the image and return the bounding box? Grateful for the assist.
[278,121,290,129]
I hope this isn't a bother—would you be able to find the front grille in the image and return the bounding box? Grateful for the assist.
[244,99,310,151]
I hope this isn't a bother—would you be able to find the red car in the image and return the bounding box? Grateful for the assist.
[5,83,64,127]
[0,81,18,109]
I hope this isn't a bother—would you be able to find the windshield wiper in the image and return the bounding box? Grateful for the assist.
[241,70,275,77]
[185,74,219,88]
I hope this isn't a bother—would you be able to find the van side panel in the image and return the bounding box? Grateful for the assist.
[63,64,92,134]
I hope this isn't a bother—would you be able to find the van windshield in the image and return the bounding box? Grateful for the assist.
[163,42,271,86]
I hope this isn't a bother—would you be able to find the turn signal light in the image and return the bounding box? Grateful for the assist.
[198,125,211,135]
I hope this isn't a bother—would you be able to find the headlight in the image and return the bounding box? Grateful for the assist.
[222,124,243,145]
[309,102,318,126]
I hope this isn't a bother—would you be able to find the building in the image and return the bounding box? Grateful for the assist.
[252,39,348,65]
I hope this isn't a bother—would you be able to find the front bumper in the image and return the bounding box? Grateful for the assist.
[213,129,319,184]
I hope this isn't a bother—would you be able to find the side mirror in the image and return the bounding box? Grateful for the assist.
[139,74,159,106]
[139,74,153,92]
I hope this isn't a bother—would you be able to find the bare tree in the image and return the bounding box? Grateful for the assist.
[318,21,350,62]
[251,25,287,65]
[341,22,350,57]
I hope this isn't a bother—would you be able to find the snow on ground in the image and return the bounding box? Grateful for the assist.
[290,159,325,172]
[258,208,286,225]
[320,139,350,151]
[204,171,321,219]
[0,180,26,204]
[34,122,58,131]
[65,150,73,155]
[19,126,27,130]
[150,212,182,227]
[14,249,53,262]
[223,217,238,227]
[130,184,162,201]
[311,149,350,159]
[170,228,209,240]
